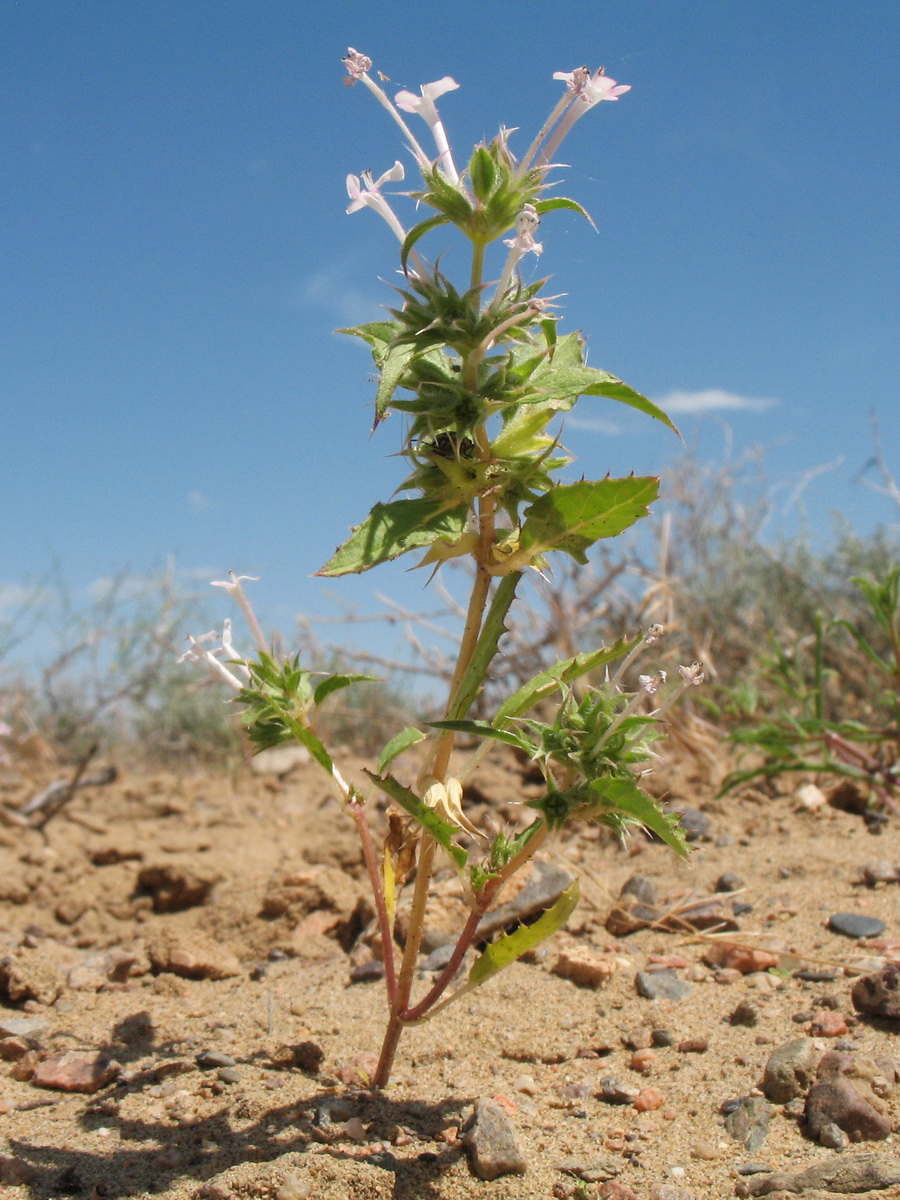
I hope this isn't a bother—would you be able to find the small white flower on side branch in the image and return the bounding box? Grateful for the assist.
[394,77,460,183]
[211,571,268,653]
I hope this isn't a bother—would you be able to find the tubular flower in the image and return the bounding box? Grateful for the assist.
[345,161,407,243]
[394,78,460,182]
[536,65,630,167]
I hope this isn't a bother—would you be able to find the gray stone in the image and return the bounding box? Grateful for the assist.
[668,804,711,841]
[636,969,693,1002]
[717,871,745,892]
[474,860,574,941]
[596,1076,640,1105]
[725,1096,772,1153]
[734,1152,900,1196]
[556,1156,621,1183]
[196,1049,236,1070]
[463,1097,527,1180]
[828,912,886,939]
[0,1016,47,1042]
[762,1037,821,1103]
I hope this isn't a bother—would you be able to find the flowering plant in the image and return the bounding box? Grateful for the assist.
[183,50,702,1088]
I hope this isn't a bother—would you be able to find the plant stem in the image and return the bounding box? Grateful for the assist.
[372,835,437,1087]
[347,798,397,1004]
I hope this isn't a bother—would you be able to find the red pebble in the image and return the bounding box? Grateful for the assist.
[630,1049,656,1073]
[810,1011,848,1037]
[633,1086,665,1111]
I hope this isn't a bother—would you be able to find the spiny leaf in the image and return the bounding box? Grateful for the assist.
[517,477,659,565]
[318,499,469,576]
[468,880,580,986]
[494,636,641,726]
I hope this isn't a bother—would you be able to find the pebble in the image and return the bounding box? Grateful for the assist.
[805,1051,892,1142]
[463,1097,527,1180]
[809,1011,848,1038]
[717,871,745,892]
[649,1188,696,1200]
[724,1096,772,1153]
[668,804,712,841]
[349,959,386,983]
[852,963,900,1019]
[652,1028,674,1047]
[197,1050,236,1070]
[677,1038,708,1054]
[553,943,617,988]
[0,1016,47,1041]
[630,1049,655,1073]
[702,942,780,974]
[475,860,575,941]
[730,999,760,1027]
[556,1155,621,1183]
[828,912,887,939]
[794,968,838,983]
[217,1067,240,1084]
[735,1152,900,1197]
[635,970,692,1002]
[31,1051,120,1094]
[275,1173,312,1200]
[623,1027,654,1049]
[762,1037,821,1103]
[597,1077,640,1105]
[597,1183,639,1200]
[633,1086,665,1111]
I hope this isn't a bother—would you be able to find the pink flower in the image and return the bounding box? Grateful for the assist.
[552,66,631,107]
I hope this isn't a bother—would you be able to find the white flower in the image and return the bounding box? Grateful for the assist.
[177,630,246,691]
[552,66,631,107]
[677,662,705,687]
[503,204,543,257]
[343,47,373,80]
[394,78,460,182]
[639,670,667,696]
[211,571,268,653]
[345,161,408,244]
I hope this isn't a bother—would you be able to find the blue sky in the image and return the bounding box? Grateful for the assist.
[2,1,899,661]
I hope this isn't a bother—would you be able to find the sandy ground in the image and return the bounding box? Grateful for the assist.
[1,738,900,1200]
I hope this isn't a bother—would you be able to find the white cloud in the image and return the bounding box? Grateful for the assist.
[293,266,383,326]
[655,388,778,414]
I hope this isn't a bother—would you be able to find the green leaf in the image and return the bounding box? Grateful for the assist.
[364,771,468,869]
[468,880,580,986]
[517,477,659,565]
[534,195,596,230]
[584,777,690,857]
[318,498,469,576]
[400,214,451,275]
[374,342,416,425]
[377,726,428,774]
[522,331,680,435]
[495,636,641,726]
[447,573,521,720]
[428,718,535,755]
[312,673,377,707]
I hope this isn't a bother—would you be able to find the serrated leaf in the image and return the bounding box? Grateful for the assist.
[494,636,641,726]
[517,477,659,565]
[584,777,690,857]
[364,770,468,869]
[318,498,469,576]
[377,726,428,774]
[312,673,377,707]
[468,880,580,986]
